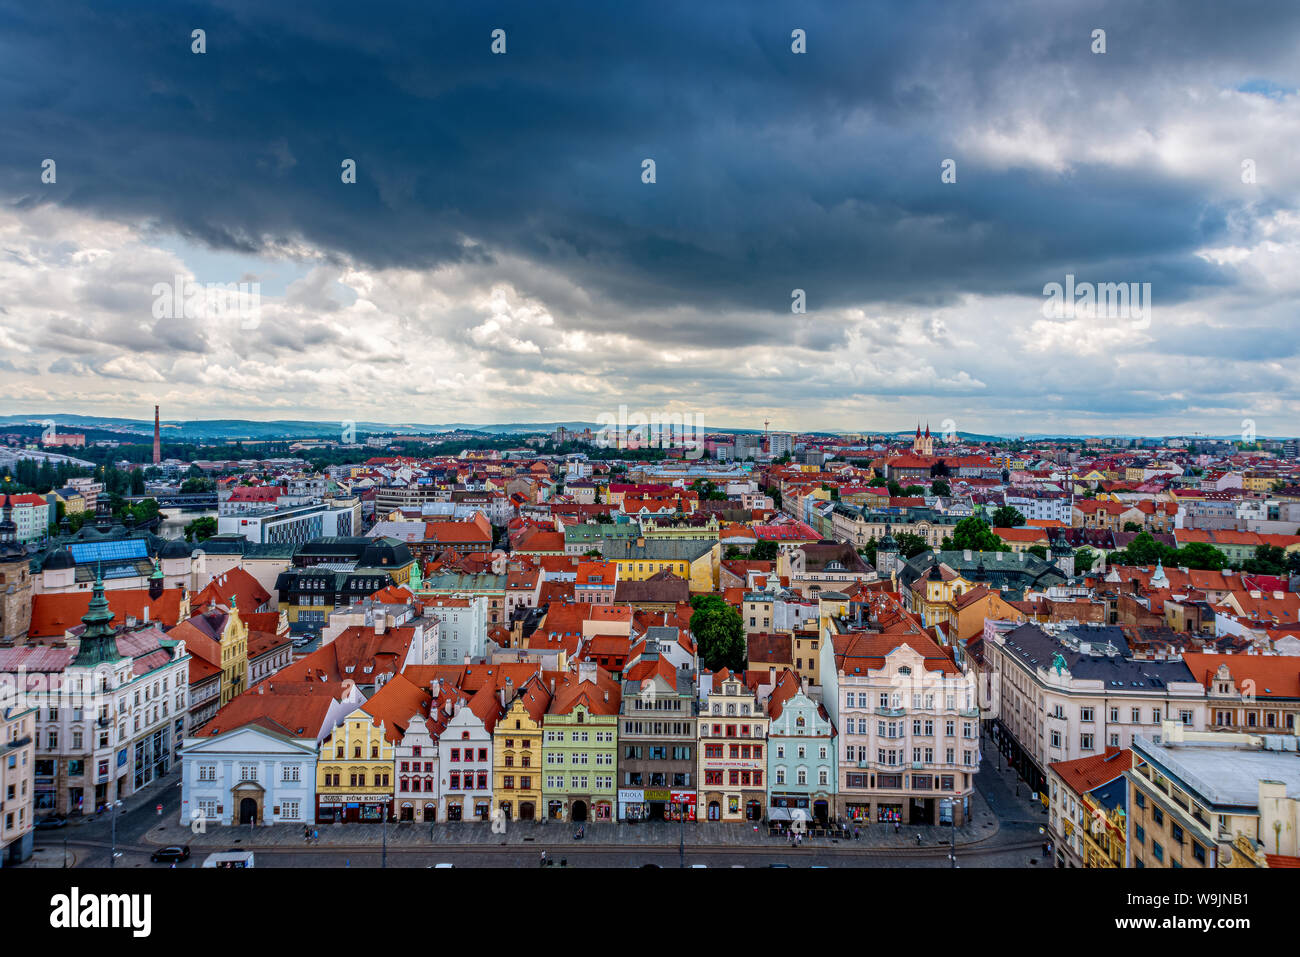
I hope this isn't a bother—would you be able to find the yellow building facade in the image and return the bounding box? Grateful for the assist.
[218,603,250,708]
[316,707,395,823]
[493,693,546,822]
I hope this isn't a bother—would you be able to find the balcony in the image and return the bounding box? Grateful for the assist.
[875,707,906,717]
[958,708,979,718]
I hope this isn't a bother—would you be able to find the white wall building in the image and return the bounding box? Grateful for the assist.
[437,700,494,822]
[179,681,362,828]
[394,713,439,822]
[421,597,487,664]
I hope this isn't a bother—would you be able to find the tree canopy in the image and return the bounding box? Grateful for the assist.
[990,505,1027,528]
[689,595,746,673]
[947,517,1010,553]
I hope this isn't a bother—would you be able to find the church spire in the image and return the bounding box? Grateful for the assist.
[73,564,124,667]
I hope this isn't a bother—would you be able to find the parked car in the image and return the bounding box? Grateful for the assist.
[35,815,68,830]
[150,845,191,863]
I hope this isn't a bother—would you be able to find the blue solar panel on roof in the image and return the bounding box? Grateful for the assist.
[69,539,147,564]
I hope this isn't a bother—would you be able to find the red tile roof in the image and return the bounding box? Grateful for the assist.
[1181,653,1300,699]
[29,588,187,638]
[1049,748,1134,797]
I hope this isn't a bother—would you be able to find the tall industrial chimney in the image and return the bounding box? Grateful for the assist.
[153,405,161,464]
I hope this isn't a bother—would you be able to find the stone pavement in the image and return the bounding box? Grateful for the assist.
[146,788,1002,853]
[53,768,182,831]
[977,730,1053,824]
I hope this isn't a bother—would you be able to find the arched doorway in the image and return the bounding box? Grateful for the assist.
[745,800,762,821]
[400,804,414,821]
[423,804,436,822]
[813,799,829,823]
[707,801,720,821]
[519,802,535,821]
[571,800,588,823]
[239,797,258,824]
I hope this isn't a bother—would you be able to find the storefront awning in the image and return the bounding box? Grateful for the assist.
[768,807,792,821]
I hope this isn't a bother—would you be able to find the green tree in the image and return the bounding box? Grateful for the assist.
[1111,531,1165,567]
[1074,546,1098,574]
[1122,521,1143,533]
[893,532,930,559]
[689,595,746,673]
[184,516,217,542]
[1173,542,1228,572]
[1027,544,1048,560]
[690,479,728,502]
[130,469,146,496]
[1241,544,1288,576]
[750,540,779,562]
[930,480,951,497]
[857,539,878,566]
[950,517,1007,553]
[181,476,216,493]
[990,505,1027,528]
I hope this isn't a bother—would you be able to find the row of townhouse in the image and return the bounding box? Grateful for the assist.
[180,639,847,827]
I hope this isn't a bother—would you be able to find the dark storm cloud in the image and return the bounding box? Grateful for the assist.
[3,0,1298,323]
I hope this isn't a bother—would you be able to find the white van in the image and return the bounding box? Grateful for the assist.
[202,851,255,868]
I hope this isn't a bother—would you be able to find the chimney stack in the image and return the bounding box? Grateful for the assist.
[153,405,161,465]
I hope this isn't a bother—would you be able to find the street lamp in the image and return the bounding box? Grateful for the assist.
[676,800,685,869]
[108,799,124,868]
[950,806,957,868]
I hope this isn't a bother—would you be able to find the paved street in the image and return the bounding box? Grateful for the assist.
[24,737,1055,868]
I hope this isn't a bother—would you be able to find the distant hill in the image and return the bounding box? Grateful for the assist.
[0,415,1290,444]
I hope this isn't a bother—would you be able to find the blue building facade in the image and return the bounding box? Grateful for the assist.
[766,670,837,824]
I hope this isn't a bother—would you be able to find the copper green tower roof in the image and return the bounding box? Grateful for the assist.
[72,564,124,668]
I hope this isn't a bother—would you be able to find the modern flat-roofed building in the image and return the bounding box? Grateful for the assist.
[1126,722,1300,868]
